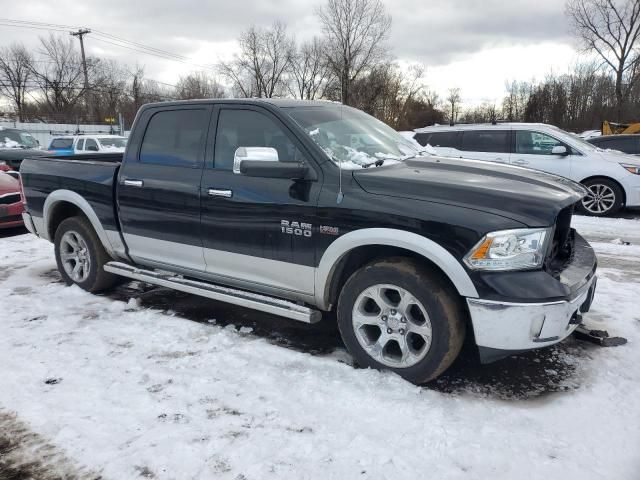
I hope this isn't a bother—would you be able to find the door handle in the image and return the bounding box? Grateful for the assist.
[512,159,529,165]
[207,188,233,198]
[123,179,144,187]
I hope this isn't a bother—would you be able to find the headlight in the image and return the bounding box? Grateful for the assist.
[464,228,550,271]
[620,163,640,175]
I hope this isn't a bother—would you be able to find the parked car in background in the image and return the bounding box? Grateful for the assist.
[0,127,47,171]
[48,135,128,156]
[0,171,24,229]
[579,129,602,140]
[413,123,640,216]
[587,134,640,156]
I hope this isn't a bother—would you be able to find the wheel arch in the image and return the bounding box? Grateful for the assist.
[43,190,116,257]
[315,228,478,310]
[579,175,626,205]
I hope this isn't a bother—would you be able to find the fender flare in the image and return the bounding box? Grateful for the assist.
[43,189,116,257]
[314,228,479,310]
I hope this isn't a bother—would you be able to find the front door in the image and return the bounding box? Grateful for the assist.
[117,105,211,271]
[510,130,572,178]
[199,104,321,297]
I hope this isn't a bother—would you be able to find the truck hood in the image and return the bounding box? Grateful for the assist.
[352,156,587,226]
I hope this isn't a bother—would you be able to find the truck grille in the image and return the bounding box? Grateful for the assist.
[0,193,21,205]
[545,205,575,278]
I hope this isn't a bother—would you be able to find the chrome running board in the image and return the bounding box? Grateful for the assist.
[104,261,321,324]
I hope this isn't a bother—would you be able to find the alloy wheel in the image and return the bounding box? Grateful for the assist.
[351,284,433,368]
[59,230,91,283]
[582,184,616,214]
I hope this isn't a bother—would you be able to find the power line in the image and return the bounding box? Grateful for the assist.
[0,18,216,72]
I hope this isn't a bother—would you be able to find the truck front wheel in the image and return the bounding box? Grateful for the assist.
[337,258,466,384]
[54,216,117,292]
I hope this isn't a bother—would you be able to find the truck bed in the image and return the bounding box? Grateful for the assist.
[20,154,123,235]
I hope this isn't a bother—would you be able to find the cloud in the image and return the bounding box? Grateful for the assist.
[0,0,577,100]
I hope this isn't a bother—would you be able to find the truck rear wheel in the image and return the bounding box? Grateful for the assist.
[337,258,466,384]
[54,216,117,292]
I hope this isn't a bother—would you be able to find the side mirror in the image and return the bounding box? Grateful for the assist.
[552,145,569,156]
[233,147,308,179]
[233,147,279,174]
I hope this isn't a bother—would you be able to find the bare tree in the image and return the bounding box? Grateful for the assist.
[29,34,89,117]
[502,80,532,122]
[175,71,225,99]
[92,59,128,122]
[0,43,33,121]
[446,87,461,123]
[289,37,332,99]
[317,0,391,105]
[567,0,640,120]
[219,22,293,98]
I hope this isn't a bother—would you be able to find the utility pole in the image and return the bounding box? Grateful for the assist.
[70,28,92,122]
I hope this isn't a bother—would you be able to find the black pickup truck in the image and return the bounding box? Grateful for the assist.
[19,99,597,383]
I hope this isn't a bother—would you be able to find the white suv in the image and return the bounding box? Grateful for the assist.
[413,123,640,216]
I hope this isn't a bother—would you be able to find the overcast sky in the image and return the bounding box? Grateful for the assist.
[1,0,580,106]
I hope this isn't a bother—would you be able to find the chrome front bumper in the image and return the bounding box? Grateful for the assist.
[467,275,597,352]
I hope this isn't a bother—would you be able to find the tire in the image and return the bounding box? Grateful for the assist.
[54,216,117,292]
[337,257,466,384]
[579,178,624,217]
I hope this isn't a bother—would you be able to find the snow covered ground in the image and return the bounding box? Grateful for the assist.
[0,215,639,479]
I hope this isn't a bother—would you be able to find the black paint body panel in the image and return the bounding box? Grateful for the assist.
[18,99,594,306]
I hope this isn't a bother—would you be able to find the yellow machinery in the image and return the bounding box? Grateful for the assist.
[601,120,640,135]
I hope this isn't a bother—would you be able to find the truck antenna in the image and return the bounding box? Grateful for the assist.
[337,104,344,204]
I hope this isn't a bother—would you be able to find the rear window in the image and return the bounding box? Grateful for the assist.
[50,138,74,149]
[461,130,510,153]
[140,109,208,167]
[414,131,460,148]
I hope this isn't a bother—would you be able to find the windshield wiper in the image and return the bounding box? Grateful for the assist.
[362,158,386,168]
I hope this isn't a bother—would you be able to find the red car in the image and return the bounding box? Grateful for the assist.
[0,171,24,229]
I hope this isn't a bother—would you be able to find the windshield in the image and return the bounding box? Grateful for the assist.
[0,130,38,149]
[286,105,427,168]
[98,137,127,149]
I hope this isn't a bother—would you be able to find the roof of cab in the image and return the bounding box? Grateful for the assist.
[138,98,341,110]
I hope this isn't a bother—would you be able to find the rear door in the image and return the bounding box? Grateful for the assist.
[199,104,321,296]
[459,130,511,163]
[117,104,211,271]
[510,130,572,178]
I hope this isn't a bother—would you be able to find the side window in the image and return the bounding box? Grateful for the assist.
[214,109,303,170]
[461,130,509,153]
[140,109,208,167]
[51,138,73,149]
[76,139,85,150]
[426,131,461,148]
[515,131,563,155]
[85,138,98,151]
